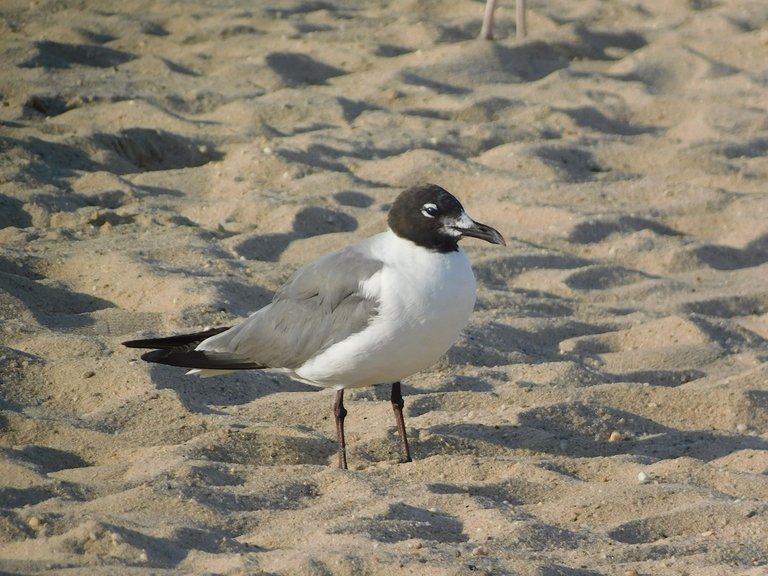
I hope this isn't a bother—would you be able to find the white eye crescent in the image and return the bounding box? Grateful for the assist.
[421,203,438,218]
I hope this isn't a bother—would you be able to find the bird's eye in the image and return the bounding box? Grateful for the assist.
[421,203,438,218]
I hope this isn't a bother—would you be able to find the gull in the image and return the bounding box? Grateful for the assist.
[124,184,505,469]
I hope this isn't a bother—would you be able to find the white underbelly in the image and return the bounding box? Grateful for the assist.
[294,246,477,388]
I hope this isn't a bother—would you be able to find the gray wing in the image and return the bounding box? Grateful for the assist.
[198,239,383,369]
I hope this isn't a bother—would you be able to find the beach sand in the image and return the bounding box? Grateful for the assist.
[1,0,768,574]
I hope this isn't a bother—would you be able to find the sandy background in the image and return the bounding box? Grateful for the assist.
[2,0,768,574]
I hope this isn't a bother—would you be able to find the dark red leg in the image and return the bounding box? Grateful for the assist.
[334,389,348,470]
[391,382,412,463]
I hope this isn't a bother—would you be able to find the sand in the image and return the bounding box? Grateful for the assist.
[1,0,768,574]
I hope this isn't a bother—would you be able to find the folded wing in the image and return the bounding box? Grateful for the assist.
[123,241,383,373]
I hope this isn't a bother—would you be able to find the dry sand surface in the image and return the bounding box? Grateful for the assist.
[2,0,768,574]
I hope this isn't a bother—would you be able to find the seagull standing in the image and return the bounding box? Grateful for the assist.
[124,184,505,469]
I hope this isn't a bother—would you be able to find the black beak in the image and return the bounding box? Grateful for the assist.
[450,215,506,246]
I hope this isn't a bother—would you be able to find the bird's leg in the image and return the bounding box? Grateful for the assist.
[391,382,412,463]
[334,389,348,470]
[479,0,496,40]
[517,0,527,39]
[479,0,527,41]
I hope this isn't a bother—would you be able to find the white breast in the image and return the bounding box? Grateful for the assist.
[293,231,477,388]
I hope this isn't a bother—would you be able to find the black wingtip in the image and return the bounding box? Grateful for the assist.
[139,348,265,371]
[123,327,265,371]
[122,327,231,350]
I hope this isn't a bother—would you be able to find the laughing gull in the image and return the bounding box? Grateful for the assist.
[123,184,505,469]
